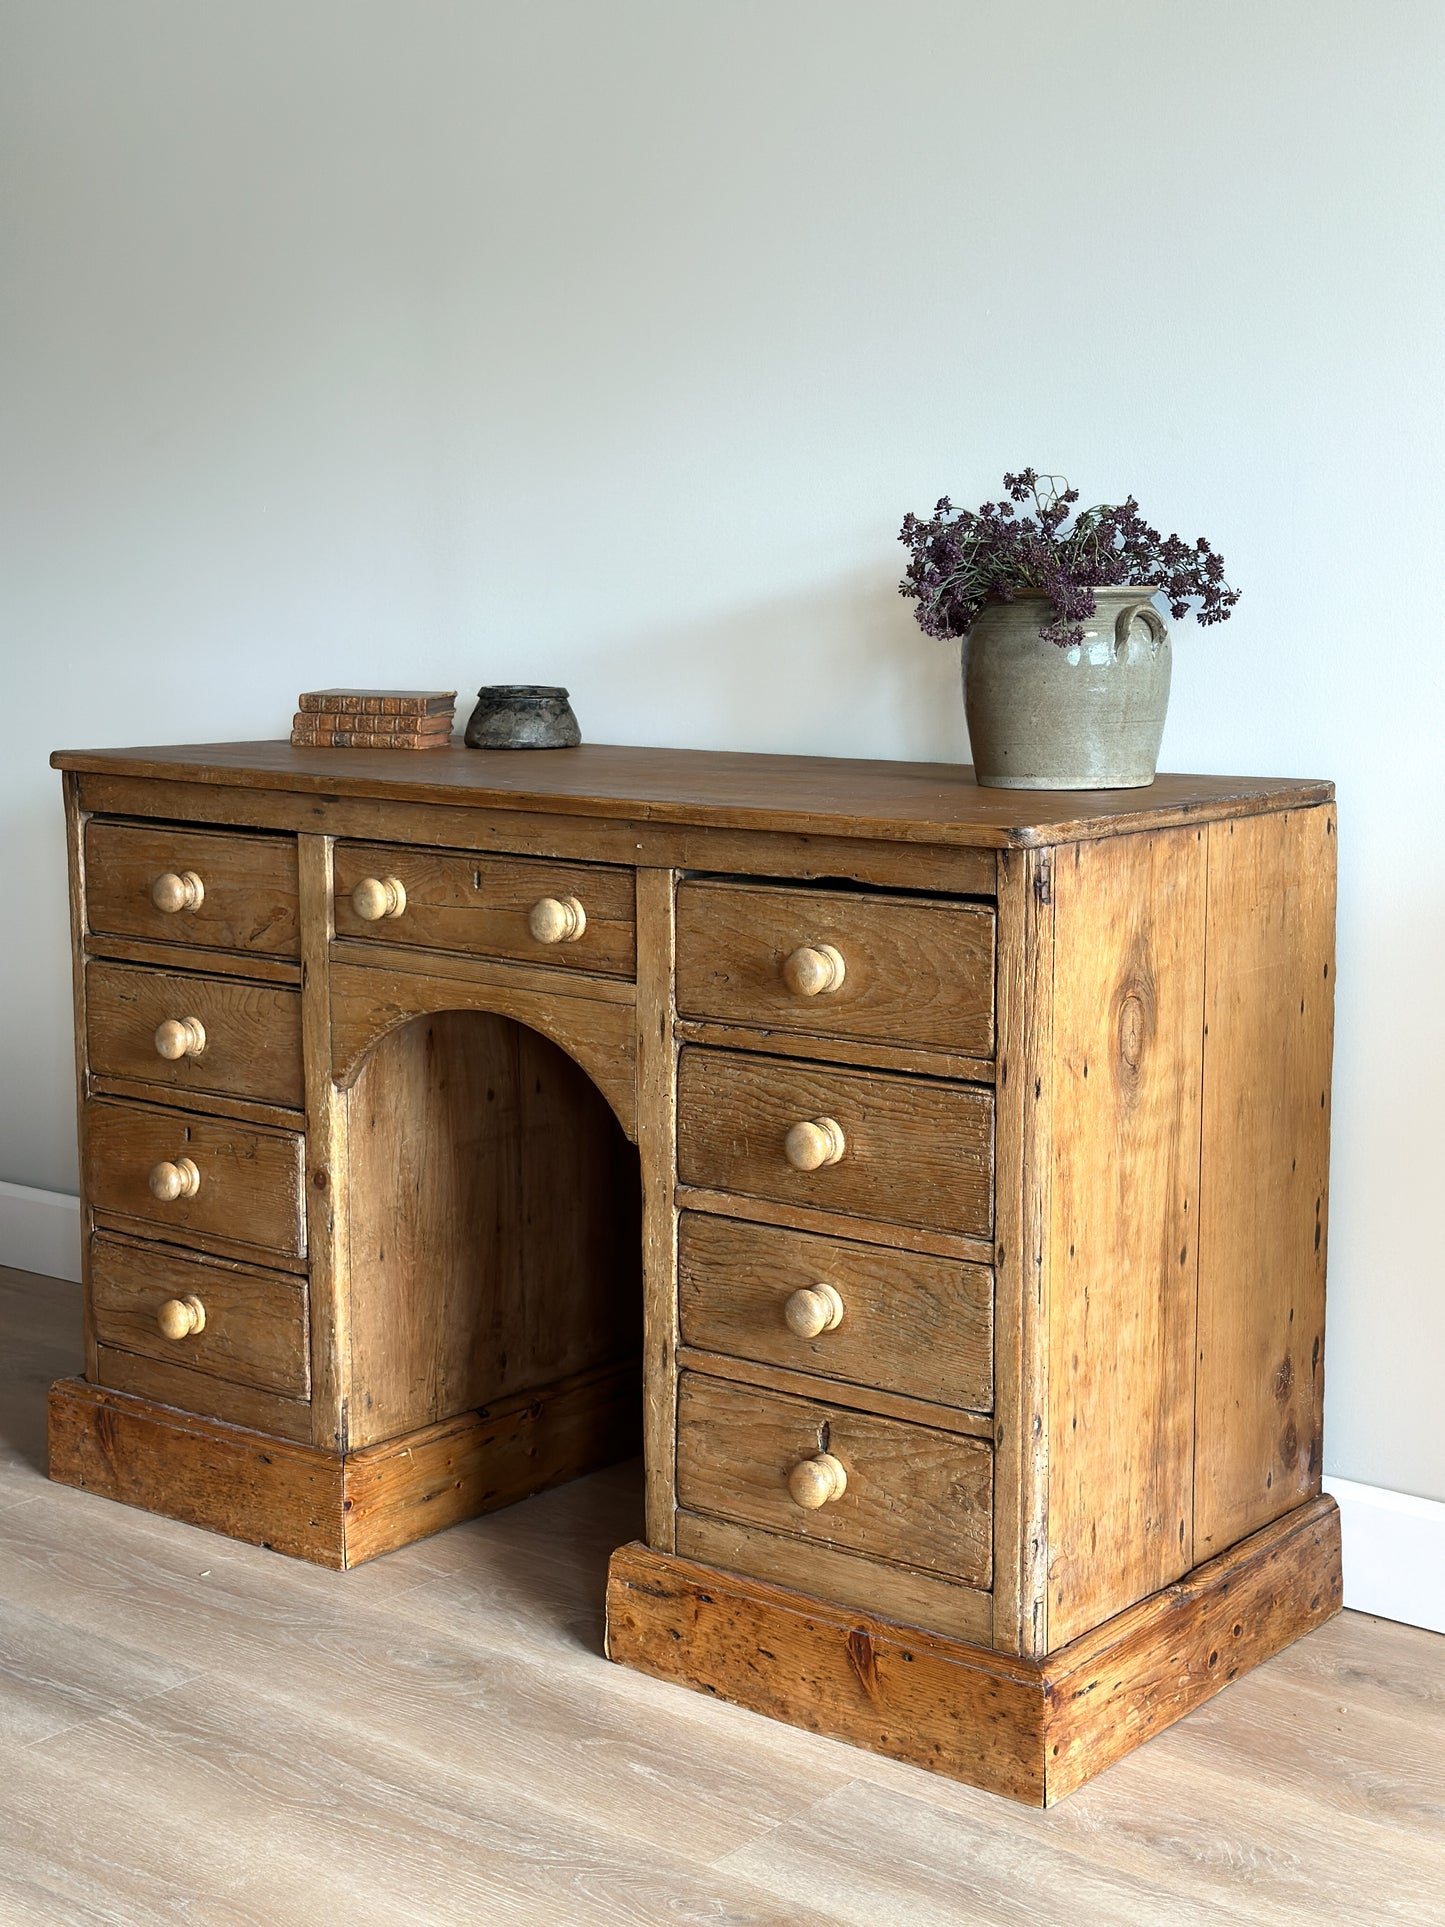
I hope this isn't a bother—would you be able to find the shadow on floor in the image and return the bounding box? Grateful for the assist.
[0,1268,81,1476]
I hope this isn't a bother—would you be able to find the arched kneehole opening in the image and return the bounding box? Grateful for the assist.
[344,1009,642,1457]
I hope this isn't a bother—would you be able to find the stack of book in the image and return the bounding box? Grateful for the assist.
[290,689,457,750]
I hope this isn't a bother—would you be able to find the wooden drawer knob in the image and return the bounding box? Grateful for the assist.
[782,943,846,998]
[153,1016,207,1061]
[156,1294,206,1340]
[783,1116,846,1171]
[528,895,587,944]
[150,870,204,914]
[784,1282,845,1338]
[148,1156,201,1201]
[788,1452,848,1510]
[351,875,407,921]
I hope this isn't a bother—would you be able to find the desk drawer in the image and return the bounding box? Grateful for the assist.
[677,1047,994,1239]
[85,1099,307,1258]
[85,821,299,958]
[678,1213,992,1413]
[676,1371,993,1586]
[86,961,303,1109]
[676,880,995,1057]
[332,842,636,977]
[90,1234,309,1399]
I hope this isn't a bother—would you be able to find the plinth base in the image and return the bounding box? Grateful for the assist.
[606,1495,1342,1805]
[48,1363,640,1568]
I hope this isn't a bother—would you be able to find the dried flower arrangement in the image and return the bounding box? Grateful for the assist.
[899,468,1239,649]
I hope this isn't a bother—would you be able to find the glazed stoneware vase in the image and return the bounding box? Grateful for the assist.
[963,588,1171,789]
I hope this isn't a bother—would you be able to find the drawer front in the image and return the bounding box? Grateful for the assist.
[332,842,636,977]
[676,1047,994,1239]
[90,1234,309,1399]
[678,1213,992,1412]
[676,880,995,1057]
[85,1100,307,1257]
[676,1371,993,1586]
[86,961,303,1109]
[85,821,300,958]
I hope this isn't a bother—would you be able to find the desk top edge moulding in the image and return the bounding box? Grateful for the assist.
[47,739,1341,1807]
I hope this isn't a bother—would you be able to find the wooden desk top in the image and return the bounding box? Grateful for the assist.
[51,741,1332,849]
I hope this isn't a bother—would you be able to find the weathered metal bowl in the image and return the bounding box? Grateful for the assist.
[464,685,581,750]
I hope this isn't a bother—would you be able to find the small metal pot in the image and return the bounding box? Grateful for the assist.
[464,685,582,750]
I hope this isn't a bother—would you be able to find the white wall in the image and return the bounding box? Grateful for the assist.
[2,0,1441,1505]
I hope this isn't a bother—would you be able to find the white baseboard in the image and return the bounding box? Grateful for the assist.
[1323,1475,1445,1636]
[1,1183,1440,1633]
[0,1181,82,1284]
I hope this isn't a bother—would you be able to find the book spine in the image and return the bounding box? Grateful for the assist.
[291,712,453,734]
[297,693,455,715]
[290,728,452,749]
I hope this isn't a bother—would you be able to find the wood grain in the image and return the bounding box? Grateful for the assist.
[674,1347,993,1441]
[676,1371,993,1586]
[48,1377,345,1564]
[85,959,303,1108]
[673,1017,994,1085]
[675,1510,994,1644]
[84,1098,307,1259]
[297,834,351,1453]
[1046,828,1206,1649]
[89,1231,309,1398]
[677,1048,994,1239]
[332,840,637,976]
[344,1008,641,1449]
[678,1211,991,1412]
[55,741,1333,850]
[673,1186,994,1265]
[635,867,681,1551]
[675,879,995,1056]
[607,1494,1342,1807]
[83,819,300,957]
[1194,806,1336,1556]
[330,958,637,1143]
[341,1361,642,1565]
[990,844,1054,1656]
[94,1344,313,1444]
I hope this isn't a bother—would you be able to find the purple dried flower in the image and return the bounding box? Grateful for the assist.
[898,468,1238,647]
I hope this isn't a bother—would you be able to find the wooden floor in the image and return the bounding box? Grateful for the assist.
[2,1267,1443,1927]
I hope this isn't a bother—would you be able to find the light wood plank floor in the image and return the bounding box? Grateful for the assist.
[2,1263,1442,1926]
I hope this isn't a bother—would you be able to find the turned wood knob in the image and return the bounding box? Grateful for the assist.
[528,894,587,944]
[784,1282,845,1338]
[351,875,407,921]
[156,1294,206,1340]
[153,1016,207,1061]
[783,1116,846,1171]
[788,1452,848,1510]
[782,943,846,998]
[150,870,204,914]
[148,1156,201,1201]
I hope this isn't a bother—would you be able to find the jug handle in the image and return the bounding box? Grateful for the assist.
[1115,598,1168,655]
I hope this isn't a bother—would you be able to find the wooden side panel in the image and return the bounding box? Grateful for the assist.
[1044,1495,1342,1803]
[1046,828,1206,1649]
[607,1541,1048,1805]
[1194,807,1336,1556]
[48,1377,345,1565]
[635,867,680,1550]
[63,772,99,1381]
[991,846,1054,1655]
[344,1009,641,1448]
[298,834,351,1451]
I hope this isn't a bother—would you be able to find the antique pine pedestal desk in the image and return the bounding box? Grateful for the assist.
[47,742,1341,1805]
